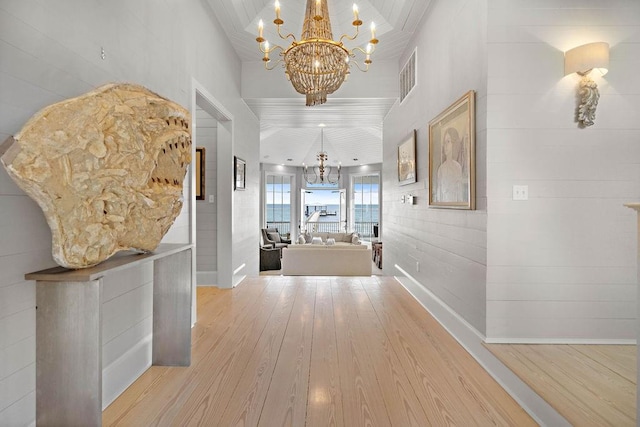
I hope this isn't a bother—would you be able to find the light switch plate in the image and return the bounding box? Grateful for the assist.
[513,185,529,200]
[208,195,215,203]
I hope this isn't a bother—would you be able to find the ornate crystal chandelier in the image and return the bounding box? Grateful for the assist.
[256,0,378,106]
[303,127,340,184]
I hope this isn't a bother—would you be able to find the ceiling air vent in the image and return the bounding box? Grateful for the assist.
[400,49,417,104]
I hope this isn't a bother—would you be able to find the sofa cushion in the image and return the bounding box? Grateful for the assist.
[311,232,328,242]
[297,235,305,244]
[311,237,323,245]
[351,233,360,244]
[303,232,312,243]
[328,232,344,242]
[267,232,281,243]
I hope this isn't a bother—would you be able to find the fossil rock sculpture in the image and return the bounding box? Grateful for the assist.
[0,83,191,268]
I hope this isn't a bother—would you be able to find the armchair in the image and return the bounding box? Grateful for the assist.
[261,227,291,249]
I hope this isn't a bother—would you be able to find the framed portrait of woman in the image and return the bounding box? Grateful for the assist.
[428,90,475,209]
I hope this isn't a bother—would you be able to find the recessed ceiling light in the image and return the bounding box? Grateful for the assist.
[318,123,326,127]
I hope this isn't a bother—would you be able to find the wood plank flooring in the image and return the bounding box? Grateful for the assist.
[486,343,636,427]
[103,276,535,426]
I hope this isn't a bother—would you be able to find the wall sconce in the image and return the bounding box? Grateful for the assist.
[564,42,609,128]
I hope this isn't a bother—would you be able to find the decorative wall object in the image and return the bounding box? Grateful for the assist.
[195,147,205,200]
[398,130,417,185]
[0,83,192,268]
[400,49,417,104]
[564,42,609,128]
[428,90,475,209]
[234,156,246,190]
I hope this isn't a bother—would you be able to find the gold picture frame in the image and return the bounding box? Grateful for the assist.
[397,130,417,186]
[195,147,205,200]
[428,90,475,209]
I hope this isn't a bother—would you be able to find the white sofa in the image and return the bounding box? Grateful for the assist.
[298,231,361,246]
[282,244,372,276]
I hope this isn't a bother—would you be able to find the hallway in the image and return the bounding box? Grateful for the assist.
[103,276,534,426]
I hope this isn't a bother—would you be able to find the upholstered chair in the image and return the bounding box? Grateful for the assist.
[261,227,291,249]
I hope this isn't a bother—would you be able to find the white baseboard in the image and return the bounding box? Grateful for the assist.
[233,263,246,288]
[102,334,152,410]
[485,337,637,345]
[197,271,218,286]
[393,265,571,427]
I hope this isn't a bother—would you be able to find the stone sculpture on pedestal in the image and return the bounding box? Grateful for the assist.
[0,83,192,268]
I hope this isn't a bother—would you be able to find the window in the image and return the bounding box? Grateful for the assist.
[265,174,292,235]
[351,174,380,239]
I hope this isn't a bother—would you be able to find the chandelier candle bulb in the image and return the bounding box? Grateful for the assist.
[275,1,281,19]
[352,4,361,26]
[257,19,264,42]
[264,41,270,61]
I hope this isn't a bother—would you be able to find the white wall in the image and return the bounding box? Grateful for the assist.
[383,0,489,334]
[0,1,259,424]
[485,0,640,342]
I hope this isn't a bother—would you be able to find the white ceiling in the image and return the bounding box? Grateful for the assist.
[206,0,432,167]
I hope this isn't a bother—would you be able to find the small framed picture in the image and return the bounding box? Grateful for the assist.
[428,90,475,209]
[398,130,417,186]
[234,156,246,191]
[195,147,205,200]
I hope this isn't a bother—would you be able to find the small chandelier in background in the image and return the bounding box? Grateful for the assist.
[303,127,341,184]
[256,0,378,106]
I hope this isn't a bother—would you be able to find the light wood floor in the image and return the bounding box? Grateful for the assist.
[103,276,534,426]
[486,343,636,427]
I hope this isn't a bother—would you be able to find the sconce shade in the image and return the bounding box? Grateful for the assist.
[564,42,609,76]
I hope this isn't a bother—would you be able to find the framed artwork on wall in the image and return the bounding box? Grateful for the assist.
[428,90,475,209]
[234,156,246,191]
[195,147,205,200]
[397,130,417,186]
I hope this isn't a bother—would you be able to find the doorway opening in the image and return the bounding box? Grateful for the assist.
[190,80,234,324]
[301,188,346,233]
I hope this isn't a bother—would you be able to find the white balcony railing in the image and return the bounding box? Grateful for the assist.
[304,221,344,233]
[353,221,378,239]
[266,221,291,235]
[267,221,378,239]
